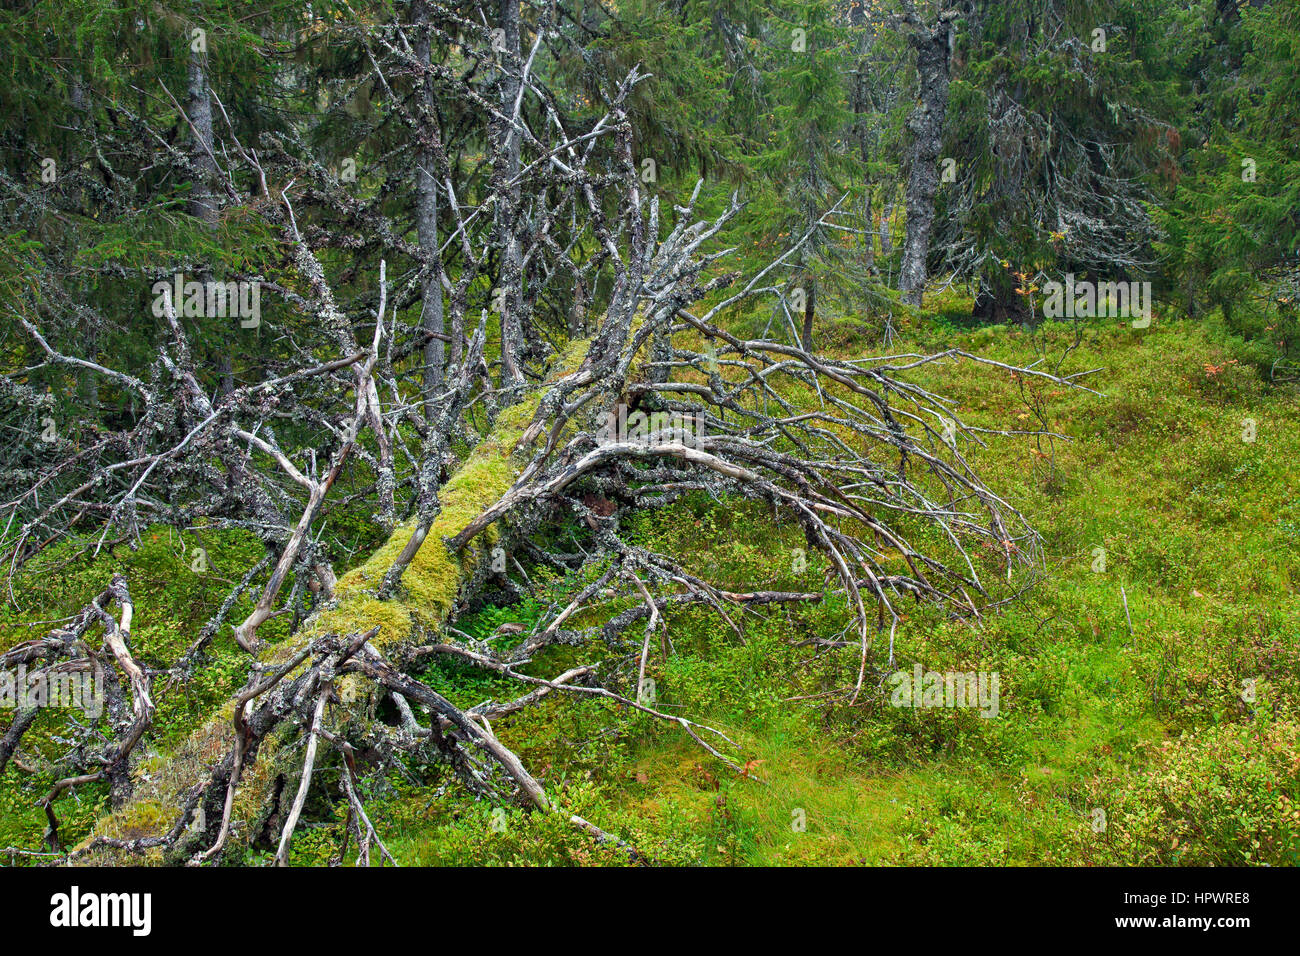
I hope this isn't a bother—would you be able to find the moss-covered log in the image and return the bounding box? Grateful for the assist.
[72,376,563,864]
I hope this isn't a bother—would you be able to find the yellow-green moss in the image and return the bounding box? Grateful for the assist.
[110,800,170,838]
[547,336,593,383]
[306,392,535,655]
[85,330,608,858]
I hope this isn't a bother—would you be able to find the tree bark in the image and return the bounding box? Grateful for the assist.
[972,269,1032,325]
[186,34,234,398]
[494,0,525,388]
[801,278,816,352]
[850,31,875,272]
[414,0,446,412]
[186,39,218,229]
[898,16,953,308]
[880,189,895,259]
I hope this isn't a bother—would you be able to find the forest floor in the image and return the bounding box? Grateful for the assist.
[4,310,1298,865]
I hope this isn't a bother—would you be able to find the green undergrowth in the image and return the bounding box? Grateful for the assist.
[3,314,1298,865]
[0,528,272,849]
[370,314,1300,866]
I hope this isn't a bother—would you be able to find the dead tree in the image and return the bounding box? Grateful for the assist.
[0,575,152,850]
[0,1,1096,865]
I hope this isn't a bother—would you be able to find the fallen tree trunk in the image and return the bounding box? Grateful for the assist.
[70,360,570,865]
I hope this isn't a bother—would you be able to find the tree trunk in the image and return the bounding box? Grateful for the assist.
[186,40,218,229]
[186,34,233,398]
[569,275,586,338]
[71,76,100,419]
[898,17,952,308]
[801,278,816,352]
[494,0,525,388]
[78,382,548,862]
[861,189,875,270]
[850,28,875,272]
[414,0,446,414]
[972,270,1032,325]
[880,188,894,258]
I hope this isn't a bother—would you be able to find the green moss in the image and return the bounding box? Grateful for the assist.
[301,336,599,655]
[547,336,593,383]
[79,328,622,859]
[305,393,535,655]
[96,800,174,843]
[313,587,415,646]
